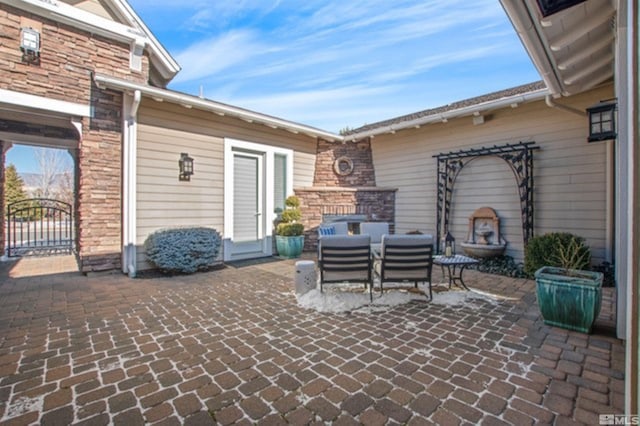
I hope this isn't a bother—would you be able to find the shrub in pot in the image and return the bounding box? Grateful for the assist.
[275,195,305,258]
[525,232,603,333]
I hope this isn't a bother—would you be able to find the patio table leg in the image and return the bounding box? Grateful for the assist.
[445,264,470,291]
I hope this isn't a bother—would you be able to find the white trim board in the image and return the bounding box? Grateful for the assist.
[0,0,146,46]
[0,89,91,117]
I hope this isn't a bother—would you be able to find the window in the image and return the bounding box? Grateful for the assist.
[274,154,287,213]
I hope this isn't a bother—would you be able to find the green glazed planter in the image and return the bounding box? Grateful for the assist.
[534,266,604,334]
[275,235,304,259]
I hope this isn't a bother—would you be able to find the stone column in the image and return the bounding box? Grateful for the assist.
[76,87,123,273]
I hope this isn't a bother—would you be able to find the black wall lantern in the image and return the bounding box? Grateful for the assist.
[586,100,617,142]
[179,152,194,181]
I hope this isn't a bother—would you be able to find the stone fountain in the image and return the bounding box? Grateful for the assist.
[460,207,507,258]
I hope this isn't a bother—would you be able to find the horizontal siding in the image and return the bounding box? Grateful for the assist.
[135,100,317,270]
[372,85,612,265]
[68,0,114,20]
[450,156,524,261]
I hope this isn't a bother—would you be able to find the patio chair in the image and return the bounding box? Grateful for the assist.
[317,222,350,257]
[360,221,389,253]
[373,234,434,300]
[318,235,372,301]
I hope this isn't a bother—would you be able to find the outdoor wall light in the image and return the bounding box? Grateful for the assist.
[178,153,194,181]
[586,100,617,142]
[20,27,40,64]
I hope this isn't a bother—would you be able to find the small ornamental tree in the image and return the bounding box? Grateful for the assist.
[276,195,304,236]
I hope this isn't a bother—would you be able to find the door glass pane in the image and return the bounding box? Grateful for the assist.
[234,154,259,242]
[274,154,287,213]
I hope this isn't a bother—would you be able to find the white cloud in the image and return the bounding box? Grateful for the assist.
[212,85,412,132]
[173,30,266,83]
[144,0,539,132]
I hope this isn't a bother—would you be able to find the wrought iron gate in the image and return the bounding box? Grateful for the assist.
[6,198,74,257]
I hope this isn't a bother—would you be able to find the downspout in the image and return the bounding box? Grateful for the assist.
[544,95,586,117]
[123,90,141,277]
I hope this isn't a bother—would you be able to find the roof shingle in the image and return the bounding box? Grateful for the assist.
[346,81,546,135]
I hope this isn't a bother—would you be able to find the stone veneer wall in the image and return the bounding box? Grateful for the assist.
[313,138,376,187]
[0,5,150,102]
[0,4,150,272]
[76,86,124,272]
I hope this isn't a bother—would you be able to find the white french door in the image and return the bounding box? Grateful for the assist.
[224,139,293,261]
[232,151,265,257]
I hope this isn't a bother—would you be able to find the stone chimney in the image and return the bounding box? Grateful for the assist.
[295,137,397,251]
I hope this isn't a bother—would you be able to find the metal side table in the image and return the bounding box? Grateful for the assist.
[433,254,479,290]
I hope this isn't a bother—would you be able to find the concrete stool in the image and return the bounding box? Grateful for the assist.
[295,260,316,295]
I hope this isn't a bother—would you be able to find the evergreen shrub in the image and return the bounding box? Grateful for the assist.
[144,227,222,274]
[524,232,591,278]
[275,195,304,236]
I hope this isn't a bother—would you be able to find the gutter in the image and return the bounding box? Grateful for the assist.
[347,88,550,140]
[93,74,341,142]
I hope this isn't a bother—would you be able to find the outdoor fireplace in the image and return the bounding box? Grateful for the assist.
[294,137,397,251]
[322,213,368,235]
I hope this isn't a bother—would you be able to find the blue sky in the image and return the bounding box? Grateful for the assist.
[7,0,541,173]
[131,0,540,131]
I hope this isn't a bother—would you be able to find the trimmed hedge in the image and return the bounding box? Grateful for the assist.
[144,227,222,274]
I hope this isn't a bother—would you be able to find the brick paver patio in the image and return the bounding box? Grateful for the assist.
[0,255,624,425]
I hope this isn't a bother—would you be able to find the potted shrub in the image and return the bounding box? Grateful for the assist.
[525,232,603,333]
[275,195,305,258]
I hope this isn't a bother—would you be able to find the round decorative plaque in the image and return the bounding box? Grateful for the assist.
[333,156,354,176]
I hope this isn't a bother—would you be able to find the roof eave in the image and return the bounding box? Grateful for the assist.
[107,0,181,86]
[93,74,342,142]
[0,0,146,46]
[499,0,564,97]
[346,87,550,141]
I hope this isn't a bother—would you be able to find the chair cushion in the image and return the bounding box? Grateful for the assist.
[318,225,336,236]
[330,222,349,235]
[360,222,390,244]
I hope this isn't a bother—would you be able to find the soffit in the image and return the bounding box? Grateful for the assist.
[93,74,341,142]
[506,0,616,97]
